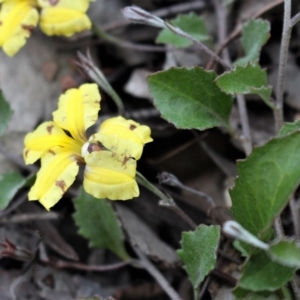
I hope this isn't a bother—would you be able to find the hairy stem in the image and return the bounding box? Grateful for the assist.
[136,172,197,229]
[275,0,292,132]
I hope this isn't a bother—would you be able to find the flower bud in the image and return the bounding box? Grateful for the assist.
[122,6,165,28]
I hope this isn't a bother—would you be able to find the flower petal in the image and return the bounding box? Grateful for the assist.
[37,0,89,11]
[92,116,153,160]
[23,121,81,164]
[0,0,39,56]
[38,0,91,36]
[29,149,79,210]
[52,84,100,144]
[84,150,139,200]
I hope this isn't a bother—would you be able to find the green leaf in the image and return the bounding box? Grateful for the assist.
[230,132,300,237]
[148,67,233,130]
[215,64,274,108]
[0,171,26,211]
[73,188,129,260]
[278,120,300,137]
[177,224,220,289]
[238,251,295,292]
[235,19,270,66]
[156,13,209,47]
[268,239,300,268]
[0,90,13,136]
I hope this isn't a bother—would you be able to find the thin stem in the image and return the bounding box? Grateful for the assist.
[136,172,197,229]
[193,287,200,300]
[212,0,253,155]
[275,0,292,132]
[164,22,231,70]
[134,246,183,300]
[291,12,300,28]
[42,257,131,272]
[199,276,211,299]
[92,22,168,52]
[236,95,252,155]
[104,1,206,31]
[78,51,125,115]
[212,0,230,65]
[289,198,300,242]
[136,171,172,204]
[274,217,285,239]
[158,172,215,207]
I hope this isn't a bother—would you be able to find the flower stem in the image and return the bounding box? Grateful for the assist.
[77,51,125,115]
[275,0,292,132]
[193,287,200,300]
[164,21,231,70]
[136,172,197,229]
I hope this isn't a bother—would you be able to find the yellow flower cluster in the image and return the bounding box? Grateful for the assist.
[23,84,152,210]
[0,0,93,56]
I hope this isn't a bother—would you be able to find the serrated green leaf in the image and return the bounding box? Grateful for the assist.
[231,132,300,237]
[0,90,13,136]
[238,251,295,292]
[215,64,274,108]
[73,188,129,260]
[268,239,300,268]
[235,19,270,66]
[177,224,220,289]
[278,120,300,137]
[0,171,26,211]
[156,13,209,47]
[148,67,233,130]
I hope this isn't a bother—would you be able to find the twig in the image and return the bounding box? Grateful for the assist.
[136,172,197,229]
[199,276,211,300]
[0,212,58,224]
[133,246,183,300]
[0,193,28,218]
[42,257,131,272]
[211,269,237,286]
[275,0,292,132]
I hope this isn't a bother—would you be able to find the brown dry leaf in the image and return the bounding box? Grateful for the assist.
[115,204,178,267]
[21,202,79,261]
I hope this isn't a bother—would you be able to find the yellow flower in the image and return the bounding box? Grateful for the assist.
[23,83,152,210]
[0,0,92,56]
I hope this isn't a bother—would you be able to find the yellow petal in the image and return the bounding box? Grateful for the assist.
[37,0,89,11]
[92,116,153,160]
[84,150,139,200]
[29,149,79,210]
[52,83,100,144]
[0,0,39,56]
[39,0,91,37]
[23,121,81,164]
